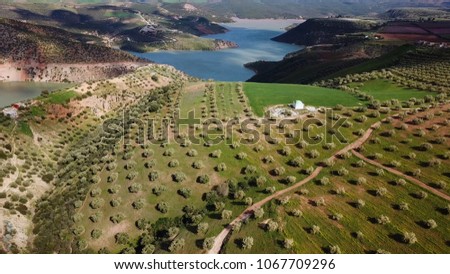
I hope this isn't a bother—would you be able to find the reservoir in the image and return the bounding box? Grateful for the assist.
[0,82,72,108]
[132,19,303,82]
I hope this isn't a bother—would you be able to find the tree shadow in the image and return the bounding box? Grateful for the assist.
[388,233,404,244]
[367,217,378,224]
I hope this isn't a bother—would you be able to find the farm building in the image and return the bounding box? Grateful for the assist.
[2,107,18,119]
[292,100,305,110]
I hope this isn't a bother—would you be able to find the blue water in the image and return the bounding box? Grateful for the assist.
[131,22,302,81]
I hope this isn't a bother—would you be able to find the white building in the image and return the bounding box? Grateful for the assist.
[2,107,18,119]
[292,100,305,110]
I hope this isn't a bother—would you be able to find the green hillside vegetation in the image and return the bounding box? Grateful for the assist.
[0,18,143,63]
[243,82,361,117]
[349,79,430,101]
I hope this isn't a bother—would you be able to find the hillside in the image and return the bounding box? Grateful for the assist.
[272,18,381,46]
[0,3,236,52]
[246,43,405,84]
[0,18,149,82]
[381,8,450,20]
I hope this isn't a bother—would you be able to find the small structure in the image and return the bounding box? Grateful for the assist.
[292,100,305,110]
[2,107,18,119]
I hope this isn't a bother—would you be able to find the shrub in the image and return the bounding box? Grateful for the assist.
[420,143,433,151]
[291,209,303,217]
[289,157,304,167]
[187,149,198,157]
[308,150,320,159]
[424,219,437,229]
[192,161,204,169]
[331,213,343,221]
[265,220,279,232]
[415,191,428,199]
[310,225,321,235]
[197,175,210,184]
[336,167,349,176]
[263,155,274,164]
[142,245,156,254]
[210,150,222,158]
[236,152,248,160]
[377,215,391,225]
[375,187,388,197]
[319,177,330,186]
[398,202,409,211]
[110,214,125,224]
[90,198,105,209]
[163,148,175,156]
[402,232,418,244]
[253,208,264,219]
[355,199,365,209]
[327,245,341,254]
[90,187,102,197]
[197,223,209,234]
[153,185,167,196]
[265,187,276,194]
[129,183,142,193]
[168,160,180,168]
[233,190,246,200]
[243,165,257,175]
[172,172,187,183]
[221,210,233,220]
[178,188,192,199]
[156,202,169,213]
[244,197,253,206]
[395,179,407,186]
[283,238,294,249]
[216,163,227,172]
[431,180,447,189]
[144,160,156,169]
[241,237,254,250]
[315,197,325,207]
[280,146,292,156]
[285,176,297,185]
[356,177,367,185]
[91,229,102,239]
[149,171,159,182]
[110,198,122,208]
[89,212,102,223]
[168,238,185,253]
[278,196,290,205]
[375,169,385,176]
[203,237,215,250]
[254,176,267,187]
[132,199,145,210]
[115,233,130,245]
[272,167,286,176]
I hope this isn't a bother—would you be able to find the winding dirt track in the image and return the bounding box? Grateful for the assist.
[352,150,450,202]
[208,122,382,254]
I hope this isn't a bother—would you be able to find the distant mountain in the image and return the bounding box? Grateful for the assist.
[2,1,448,18]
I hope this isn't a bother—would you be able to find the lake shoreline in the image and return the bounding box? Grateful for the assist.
[131,20,302,82]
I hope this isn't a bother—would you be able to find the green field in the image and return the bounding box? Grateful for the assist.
[44,90,78,104]
[350,79,431,101]
[244,82,361,116]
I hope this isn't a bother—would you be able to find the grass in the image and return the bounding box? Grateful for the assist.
[349,79,431,101]
[18,121,33,137]
[45,90,78,104]
[243,82,361,116]
[226,155,450,254]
